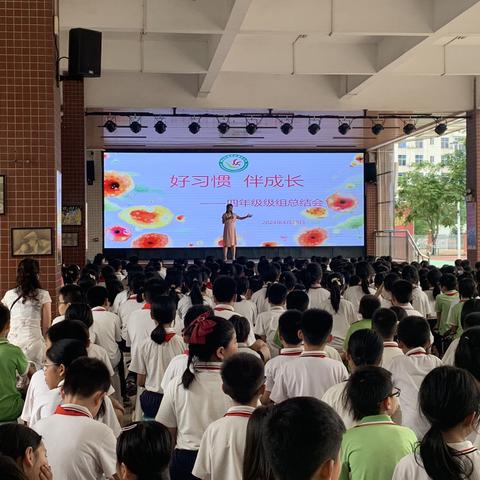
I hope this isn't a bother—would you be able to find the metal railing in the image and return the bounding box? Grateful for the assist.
[375,229,430,263]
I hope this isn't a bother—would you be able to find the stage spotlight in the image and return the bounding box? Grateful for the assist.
[338,122,351,135]
[371,123,384,135]
[217,122,230,135]
[246,123,257,135]
[280,122,293,135]
[130,120,142,134]
[403,122,416,135]
[104,120,117,133]
[188,121,201,134]
[308,123,321,135]
[154,120,167,134]
[434,122,447,136]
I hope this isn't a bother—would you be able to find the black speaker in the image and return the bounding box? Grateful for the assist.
[365,163,377,184]
[68,28,102,78]
[86,160,95,185]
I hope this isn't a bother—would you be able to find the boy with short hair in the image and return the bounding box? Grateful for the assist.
[372,308,403,368]
[435,273,459,336]
[286,290,309,312]
[270,309,348,402]
[192,353,264,480]
[0,304,29,422]
[339,366,416,480]
[343,295,380,350]
[390,280,422,317]
[388,316,442,438]
[33,357,117,480]
[446,276,476,338]
[52,284,84,325]
[229,315,262,360]
[261,309,303,405]
[264,397,345,480]
[254,283,288,357]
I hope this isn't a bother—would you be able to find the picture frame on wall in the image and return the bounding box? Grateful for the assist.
[11,227,53,256]
[62,232,79,247]
[62,206,82,226]
[0,175,5,215]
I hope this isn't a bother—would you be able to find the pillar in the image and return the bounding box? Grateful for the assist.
[365,162,378,257]
[0,0,62,297]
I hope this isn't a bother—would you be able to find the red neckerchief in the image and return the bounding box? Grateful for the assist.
[142,303,151,310]
[165,332,176,342]
[54,405,90,418]
[183,349,189,355]
[453,446,478,457]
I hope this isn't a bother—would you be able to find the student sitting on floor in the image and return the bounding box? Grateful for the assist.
[193,353,264,480]
[340,366,417,480]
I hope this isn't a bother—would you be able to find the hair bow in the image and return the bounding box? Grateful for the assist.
[183,312,216,345]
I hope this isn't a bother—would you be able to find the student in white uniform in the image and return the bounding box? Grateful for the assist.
[33,357,117,480]
[254,283,287,358]
[372,308,404,368]
[270,309,348,403]
[263,397,345,480]
[117,273,146,336]
[51,284,84,326]
[443,310,480,365]
[234,277,257,327]
[390,280,423,317]
[0,424,52,480]
[2,259,52,369]
[251,263,281,314]
[388,315,442,438]
[177,270,213,328]
[286,289,310,312]
[130,297,185,419]
[193,353,265,480]
[229,315,264,360]
[402,265,431,317]
[393,366,480,480]
[261,309,303,405]
[112,271,143,314]
[320,273,357,352]
[304,262,330,308]
[344,261,376,313]
[156,315,238,479]
[116,421,172,480]
[322,329,384,429]
[377,272,400,308]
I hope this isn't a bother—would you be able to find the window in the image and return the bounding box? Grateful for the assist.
[430,155,435,163]
[430,138,435,145]
[398,155,407,166]
[415,140,423,148]
[398,141,407,148]
[441,137,449,148]
[415,154,423,163]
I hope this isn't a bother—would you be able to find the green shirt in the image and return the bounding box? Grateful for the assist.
[447,300,465,338]
[435,291,459,335]
[0,338,28,421]
[343,320,372,351]
[340,414,417,480]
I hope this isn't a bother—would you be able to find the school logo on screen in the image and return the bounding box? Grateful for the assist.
[219,154,249,173]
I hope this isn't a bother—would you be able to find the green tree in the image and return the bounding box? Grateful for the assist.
[396,144,466,255]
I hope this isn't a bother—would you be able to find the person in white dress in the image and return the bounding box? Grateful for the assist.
[344,261,376,313]
[393,366,480,480]
[2,259,52,368]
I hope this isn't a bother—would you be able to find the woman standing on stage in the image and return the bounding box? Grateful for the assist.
[222,203,252,261]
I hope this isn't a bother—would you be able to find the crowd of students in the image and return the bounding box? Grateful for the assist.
[1,253,480,479]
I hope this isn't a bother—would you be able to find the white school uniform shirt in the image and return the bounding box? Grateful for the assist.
[382,341,404,369]
[118,295,145,338]
[111,289,128,314]
[34,403,117,480]
[270,350,349,403]
[156,362,233,451]
[177,294,214,322]
[2,288,51,367]
[51,314,64,326]
[393,441,480,480]
[442,337,459,366]
[254,306,286,357]
[399,303,423,317]
[91,307,121,368]
[214,304,256,346]
[412,286,432,317]
[21,369,50,424]
[343,285,376,313]
[161,352,189,391]
[250,286,271,314]
[234,297,257,327]
[321,381,356,429]
[319,298,357,351]
[193,405,255,480]
[125,306,156,371]
[389,347,442,438]
[265,347,303,392]
[237,343,262,359]
[424,289,437,317]
[307,286,330,308]
[325,344,342,362]
[87,342,115,376]
[130,329,185,393]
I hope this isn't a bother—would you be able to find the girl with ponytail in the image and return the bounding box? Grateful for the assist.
[322,273,358,351]
[116,421,171,480]
[132,297,186,419]
[177,269,213,327]
[393,365,480,480]
[156,314,237,479]
[117,273,146,329]
[304,262,330,308]
[344,261,375,313]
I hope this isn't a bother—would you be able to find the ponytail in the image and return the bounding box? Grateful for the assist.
[360,277,370,295]
[189,279,203,306]
[328,275,342,313]
[150,324,167,345]
[304,263,322,290]
[150,298,176,346]
[355,261,373,295]
[181,351,196,389]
